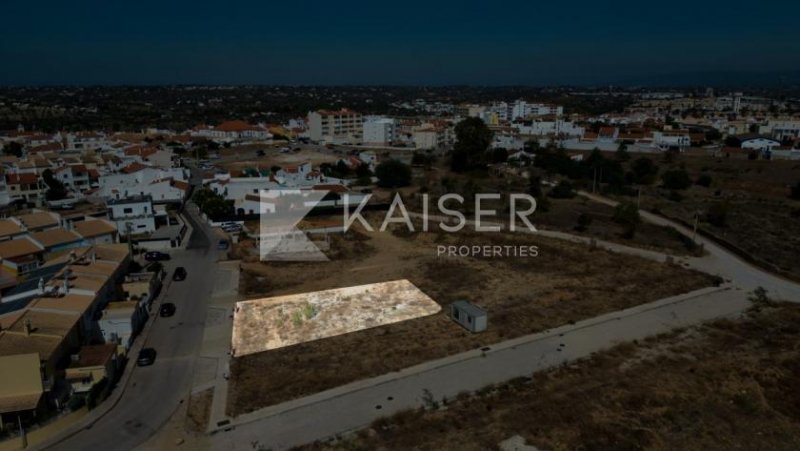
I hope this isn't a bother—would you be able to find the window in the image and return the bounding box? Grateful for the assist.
[123,207,133,214]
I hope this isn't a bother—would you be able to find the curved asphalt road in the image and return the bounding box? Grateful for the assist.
[42,173,218,451]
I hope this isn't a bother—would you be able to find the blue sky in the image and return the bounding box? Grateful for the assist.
[2,0,798,85]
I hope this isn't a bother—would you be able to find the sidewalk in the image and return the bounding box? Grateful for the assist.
[210,284,750,450]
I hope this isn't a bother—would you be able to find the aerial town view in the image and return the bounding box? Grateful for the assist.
[1,2,800,450]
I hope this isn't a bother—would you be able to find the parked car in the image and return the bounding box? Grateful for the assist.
[144,251,171,262]
[159,303,176,317]
[172,267,187,281]
[217,239,230,250]
[222,224,242,233]
[137,348,157,366]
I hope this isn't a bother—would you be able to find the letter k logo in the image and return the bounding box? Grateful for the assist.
[258,188,330,261]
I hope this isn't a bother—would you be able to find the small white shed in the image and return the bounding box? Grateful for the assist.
[449,300,487,333]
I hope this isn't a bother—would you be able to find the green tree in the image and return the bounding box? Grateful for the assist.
[528,175,542,198]
[375,159,411,188]
[615,143,631,162]
[661,169,692,190]
[575,213,592,232]
[630,157,659,185]
[613,201,641,238]
[695,174,713,187]
[790,181,800,200]
[42,169,68,201]
[451,117,493,172]
[549,180,576,199]
[705,202,729,227]
[2,141,23,157]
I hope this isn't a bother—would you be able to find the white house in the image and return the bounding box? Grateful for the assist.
[107,195,156,235]
[737,134,782,152]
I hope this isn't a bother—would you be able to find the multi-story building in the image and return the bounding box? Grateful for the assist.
[107,195,156,235]
[412,122,455,150]
[6,173,45,206]
[307,109,363,144]
[362,117,396,146]
[511,100,563,120]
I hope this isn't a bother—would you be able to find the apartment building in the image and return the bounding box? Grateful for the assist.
[307,109,363,144]
[362,117,396,146]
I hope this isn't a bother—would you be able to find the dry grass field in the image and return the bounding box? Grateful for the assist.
[628,153,800,279]
[228,214,719,416]
[300,301,800,451]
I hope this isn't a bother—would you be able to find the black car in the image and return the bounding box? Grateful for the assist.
[160,303,176,317]
[137,348,157,366]
[144,251,171,262]
[173,267,187,281]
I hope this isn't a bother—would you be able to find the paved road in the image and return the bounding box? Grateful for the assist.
[42,202,218,451]
[206,194,800,450]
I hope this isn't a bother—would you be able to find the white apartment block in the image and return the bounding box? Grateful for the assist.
[413,123,454,150]
[653,131,691,150]
[514,120,584,137]
[362,117,396,146]
[107,195,156,235]
[307,109,363,143]
[511,100,563,120]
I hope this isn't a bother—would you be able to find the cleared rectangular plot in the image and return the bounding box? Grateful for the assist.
[231,279,441,357]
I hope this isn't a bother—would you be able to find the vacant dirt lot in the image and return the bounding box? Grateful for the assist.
[228,215,719,416]
[301,301,800,451]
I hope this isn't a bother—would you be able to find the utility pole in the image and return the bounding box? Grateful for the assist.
[637,187,641,209]
[126,222,133,257]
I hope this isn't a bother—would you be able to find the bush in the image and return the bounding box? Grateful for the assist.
[696,174,712,187]
[790,181,800,200]
[613,201,641,239]
[661,169,692,190]
[375,159,411,188]
[705,202,729,227]
[575,213,592,232]
[549,180,576,199]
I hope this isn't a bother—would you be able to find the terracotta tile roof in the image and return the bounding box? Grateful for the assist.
[122,162,148,174]
[29,294,95,315]
[17,212,59,230]
[0,353,43,414]
[30,229,82,248]
[68,344,116,368]
[73,219,117,238]
[6,173,39,185]
[0,236,43,259]
[124,146,158,157]
[216,120,257,132]
[0,219,23,238]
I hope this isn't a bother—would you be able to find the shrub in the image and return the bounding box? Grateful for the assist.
[661,169,692,190]
[575,213,592,232]
[696,174,712,187]
[375,159,412,188]
[613,201,641,238]
[549,180,576,199]
[705,202,729,227]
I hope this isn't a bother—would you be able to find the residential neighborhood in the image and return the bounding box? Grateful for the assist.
[2,2,800,451]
